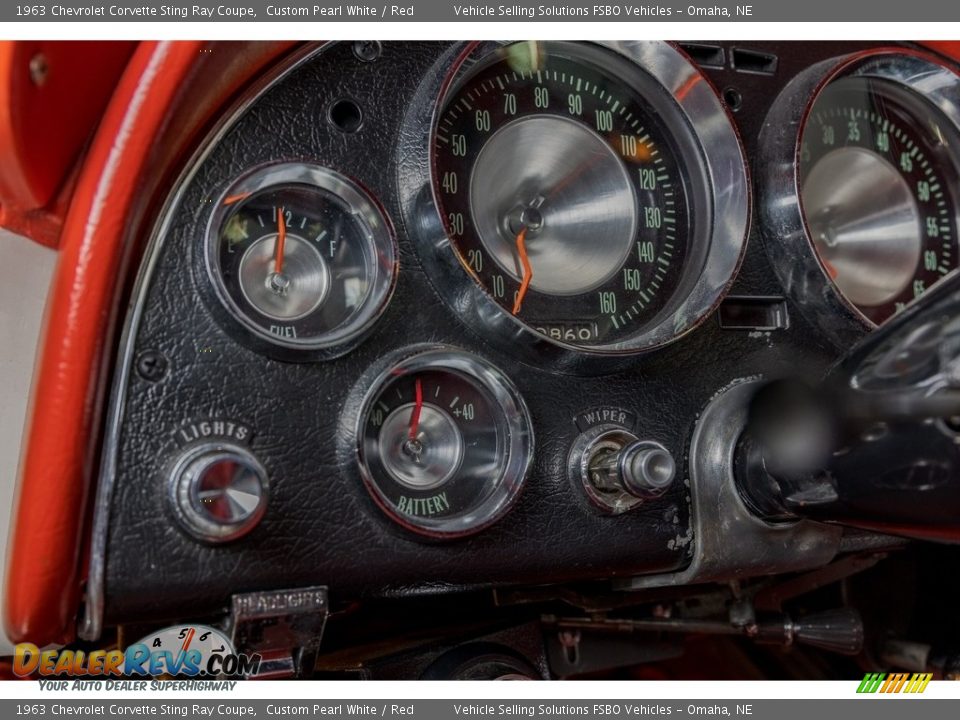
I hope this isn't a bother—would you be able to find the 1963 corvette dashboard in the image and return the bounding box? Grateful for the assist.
[4,39,960,680]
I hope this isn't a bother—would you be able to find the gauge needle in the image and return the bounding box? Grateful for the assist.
[274,207,287,275]
[512,226,532,315]
[408,378,424,441]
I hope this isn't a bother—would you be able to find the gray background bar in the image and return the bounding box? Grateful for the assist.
[3,0,960,23]
[3,699,958,719]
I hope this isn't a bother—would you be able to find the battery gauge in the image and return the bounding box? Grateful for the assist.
[355,346,534,538]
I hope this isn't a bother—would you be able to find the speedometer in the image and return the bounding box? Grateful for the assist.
[434,43,690,346]
[412,42,749,361]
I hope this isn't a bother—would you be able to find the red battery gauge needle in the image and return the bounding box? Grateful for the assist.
[408,378,424,441]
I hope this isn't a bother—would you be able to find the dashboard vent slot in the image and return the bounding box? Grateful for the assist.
[718,297,789,331]
[731,48,779,75]
[678,43,726,69]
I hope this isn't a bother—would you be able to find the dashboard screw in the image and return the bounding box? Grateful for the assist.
[723,87,743,112]
[353,41,381,63]
[136,350,168,382]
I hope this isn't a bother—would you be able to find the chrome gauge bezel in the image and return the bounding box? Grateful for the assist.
[397,41,750,371]
[204,162,398,359]
[348,345,534,539]
[759,49,960,347]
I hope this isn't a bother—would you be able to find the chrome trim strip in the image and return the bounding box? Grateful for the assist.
[80,43,326,641]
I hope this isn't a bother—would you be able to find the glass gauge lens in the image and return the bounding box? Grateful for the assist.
[206,164,395,354]
[357,348,533,538]
[432,42,696,349]
[800,76,960,325]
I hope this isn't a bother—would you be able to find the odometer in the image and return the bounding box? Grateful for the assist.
[426,42,749,356]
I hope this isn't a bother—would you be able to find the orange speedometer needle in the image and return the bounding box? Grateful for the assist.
[408,378,424,441]
[274,207,287,275]
[512,226,532,315]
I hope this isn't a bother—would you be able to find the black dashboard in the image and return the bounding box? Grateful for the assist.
[80,40,960,644]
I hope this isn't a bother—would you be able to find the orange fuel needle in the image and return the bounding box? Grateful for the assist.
[512,226,532,315]
[274,208,287,274]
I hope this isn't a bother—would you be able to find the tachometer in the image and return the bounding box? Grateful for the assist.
[761,50,960,341]
[800,76,960,324]
[412,42,749,361]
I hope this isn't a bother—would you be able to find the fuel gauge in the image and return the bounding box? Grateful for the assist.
[355,347,533,538]
[205,163,396,358]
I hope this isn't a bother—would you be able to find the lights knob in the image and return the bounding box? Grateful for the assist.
[170,444,268,543]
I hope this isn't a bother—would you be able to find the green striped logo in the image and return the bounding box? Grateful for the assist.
[857,672,932,693]
[857,673,886,693]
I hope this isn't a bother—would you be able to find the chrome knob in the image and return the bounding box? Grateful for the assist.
[589,439,676,499]
[619,442,676,497]
[170,444,268,543]
[571,425,676,514]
